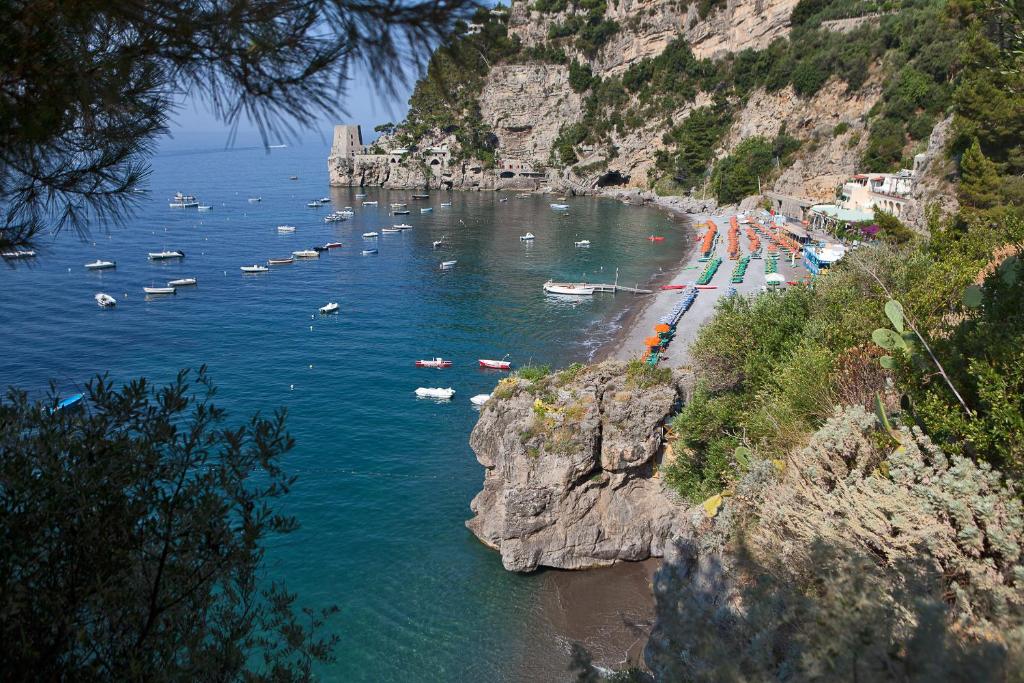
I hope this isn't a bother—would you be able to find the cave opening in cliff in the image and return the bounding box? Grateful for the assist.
[499,170,515,178]
[596,170,629,187]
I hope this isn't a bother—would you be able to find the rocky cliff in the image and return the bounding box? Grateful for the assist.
[466,361,687,572]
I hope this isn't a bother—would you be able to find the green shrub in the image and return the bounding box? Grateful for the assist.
[711,137,774,204]
[568,60,595,92]
[625,358,672,389]
[833,121,851,136]
[516,364,551,382]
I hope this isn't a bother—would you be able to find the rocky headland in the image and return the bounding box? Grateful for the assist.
[466,361,688,572]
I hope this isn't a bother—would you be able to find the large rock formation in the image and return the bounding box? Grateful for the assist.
[466,362,686,572]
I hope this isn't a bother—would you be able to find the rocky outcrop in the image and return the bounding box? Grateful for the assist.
[466,362,686,572]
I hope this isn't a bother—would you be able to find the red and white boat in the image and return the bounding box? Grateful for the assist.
[647,235,665,242]
[478,359,511,371]
[415,358,452,368]
[323,241,343,249]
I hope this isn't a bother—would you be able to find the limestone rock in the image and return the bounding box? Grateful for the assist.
[466,361,686,572]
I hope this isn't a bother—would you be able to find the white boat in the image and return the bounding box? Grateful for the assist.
[1,249,36,259]
[95,293,117,308]
[240,265,269,273]
[433,238,447,249]
[520,232,535,241]
[440,260,457,270]
[319,302,339,314]
[381,228,402,234]
[420,207,433,213]
[144,286,176,295]
[550,203,570,210]
[277,225,296,233]
[440,202,452,207]
[574,240,591,248]
[543,281,595,296]
[306,201,321,207]
[167,277,197,286]
[362,232,379,238]
[292,249,319,258]
[320,197,330,203]
[362,200,378,206]
[85,259,116,270]
[415,387,455,400]
[168,192,199,208]
[197,205,212,211]
[355,193,367,198]
[394,224,413,230]
[361,248,378,255]
[248,197,262,203]
[390,202,408,208]
[470,394,491,406]
[267,257,294,265]
[148,250,184,260]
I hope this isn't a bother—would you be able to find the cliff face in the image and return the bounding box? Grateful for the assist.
[466,362,686,572]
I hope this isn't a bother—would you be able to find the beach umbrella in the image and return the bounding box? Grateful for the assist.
[644,336,661,348]
[765,273,785,284]
[655,324,670,333]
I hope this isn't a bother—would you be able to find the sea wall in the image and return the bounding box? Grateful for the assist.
[466,362,688,572]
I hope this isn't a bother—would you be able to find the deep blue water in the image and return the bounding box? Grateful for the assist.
[0,132,690,681]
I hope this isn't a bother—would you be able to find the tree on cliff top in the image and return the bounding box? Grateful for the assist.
[0,0,477,251]
[0,368,339,680]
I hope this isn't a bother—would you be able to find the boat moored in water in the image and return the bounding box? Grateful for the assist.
[415,358,452,368]
[267,257,294,265]
[323,242,343,249]
[647,235,665,242]
[470,394,491,406]
[169,192,199,208]
[362,200,378,206]
[412,194,429,199]
[362,231,379,238]
[148,250,185,260]
[420,207,433,213]
[415,387,455,399]
[543,281,595,296]
[519,232,535,241]
[95,292,117,308]
[574,240,591,248]
[52,393,85,412]
[85,259,116,270]
[478,359,511,371]
[144,286,176,295]
[277,225,296,233]
[550,203,570,210]
[392,209,410,215]
[167,277,197,286]
[319,302,340,314]
[361,248,379,255]
[248,197,262,203]
[292,249,319,258]
[440,260,457,270]
[240,265,269,273]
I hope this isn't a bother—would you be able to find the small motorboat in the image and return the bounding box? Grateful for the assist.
[415,387,455,400]
[248,197,262,203]
[277,225,296,233]
[362,200,378,206]
[320,197,330,203]
[267,257,294,265]
[144,286,176,295]
[381,227,402,234]
[361,248,379,255]
[292,249,319,258]
[390,202,408,208]
[470,394,491,406]
[240,265,269,273]
[95,293,117,308]
[550,203,570,210]
[323,242,343,249]
[499,197,509,203]
[412,194,429,199]
[440,202,452,207]
[433,238,448,249]
[362,232,379,238]
[661,284,686,290]
[85,259,116,270]
[415,358,452,368]
[168,192,199,208]
[574,240,591,248]
[420,207,433,213]
[394,224,413,230]
[440,260,457,270]
[197,205,212,211]
[519,232,535,241]
[52,393,85,412]
[392,209,410,215]
[306,201,321,207]
[543,281,595,296]
[289,175,299,180]
[1,249,36,259]
[355,193,367,198]
[319,302,340,314]
[148,250,184,260]
[647,235,665,242]
[167,277,197,286]
[478,359,511,371]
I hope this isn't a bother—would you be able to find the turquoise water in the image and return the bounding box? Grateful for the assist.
[0,133,690,681]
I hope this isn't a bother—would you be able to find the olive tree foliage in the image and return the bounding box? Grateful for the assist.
[0,0,477,250]
[0,369,338,680]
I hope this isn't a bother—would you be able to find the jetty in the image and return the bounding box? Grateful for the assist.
[544,281,653,294]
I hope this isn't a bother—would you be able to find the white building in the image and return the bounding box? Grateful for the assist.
[837,169,915,219]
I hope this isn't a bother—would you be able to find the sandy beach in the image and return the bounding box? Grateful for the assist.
[608,210,806,367]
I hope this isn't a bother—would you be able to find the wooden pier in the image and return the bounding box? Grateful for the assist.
[544,281,653,294]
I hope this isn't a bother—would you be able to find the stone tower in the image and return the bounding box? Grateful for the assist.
[330,124,364,159]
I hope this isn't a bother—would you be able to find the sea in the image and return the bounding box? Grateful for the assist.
[0,131,691,681]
